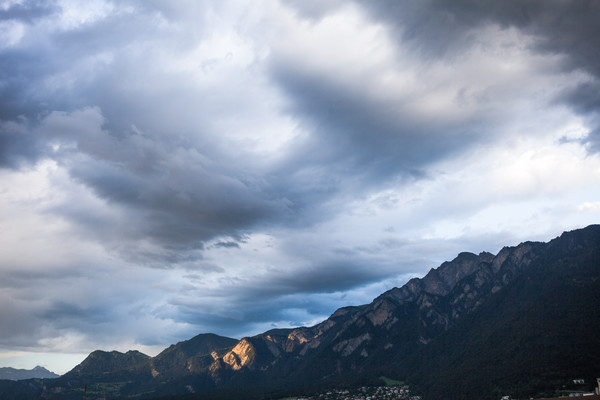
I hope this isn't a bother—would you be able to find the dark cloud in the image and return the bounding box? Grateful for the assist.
[279,0,600,160]
[340,1,598,70]
[1,104,288,264]
[213,241,241,249]
[0,1,58,23]
[269,63,480,186]
[281,0,347,21]
[557,81,600,152]
[58,151,286,263]
[348,0,600,149]
[0,49,54,121]
[268,260,387,295]
[153,238,402,335]
[561,82,600,115]
[63,156,287,261]
[0,126,44,168]
[165,245,408,336]
[171,285,351,338]
[0,1,305,263]
[450,1,600,151]
[0,0,493,263]
[37,301,110,327]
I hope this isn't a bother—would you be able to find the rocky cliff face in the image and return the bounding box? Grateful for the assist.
[150,333,237,377]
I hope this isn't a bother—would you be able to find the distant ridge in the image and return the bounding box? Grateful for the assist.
[1,225,599,400]
[0,366,59,380]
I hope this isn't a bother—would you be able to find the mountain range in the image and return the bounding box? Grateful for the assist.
[1,225,599,400]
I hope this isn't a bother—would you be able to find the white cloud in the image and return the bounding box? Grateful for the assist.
[0,19,24,48]
[578,201,600,212]
[56,0,115,30]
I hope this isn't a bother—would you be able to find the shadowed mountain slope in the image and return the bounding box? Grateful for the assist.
[64,350,150,378]
[401,225,600,400]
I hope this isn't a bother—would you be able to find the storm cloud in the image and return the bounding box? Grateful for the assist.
[0,0,599,374]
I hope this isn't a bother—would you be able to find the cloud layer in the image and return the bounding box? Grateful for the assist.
[1,0,599,373]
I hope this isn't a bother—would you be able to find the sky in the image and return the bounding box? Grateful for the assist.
[1,0,599,375]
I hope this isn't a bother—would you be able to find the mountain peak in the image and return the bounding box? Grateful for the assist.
[66,349,150,377]
[151,332,237,376]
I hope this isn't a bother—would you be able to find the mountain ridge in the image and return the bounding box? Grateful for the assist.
[0,366,59,381]
[1,224,598,400]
